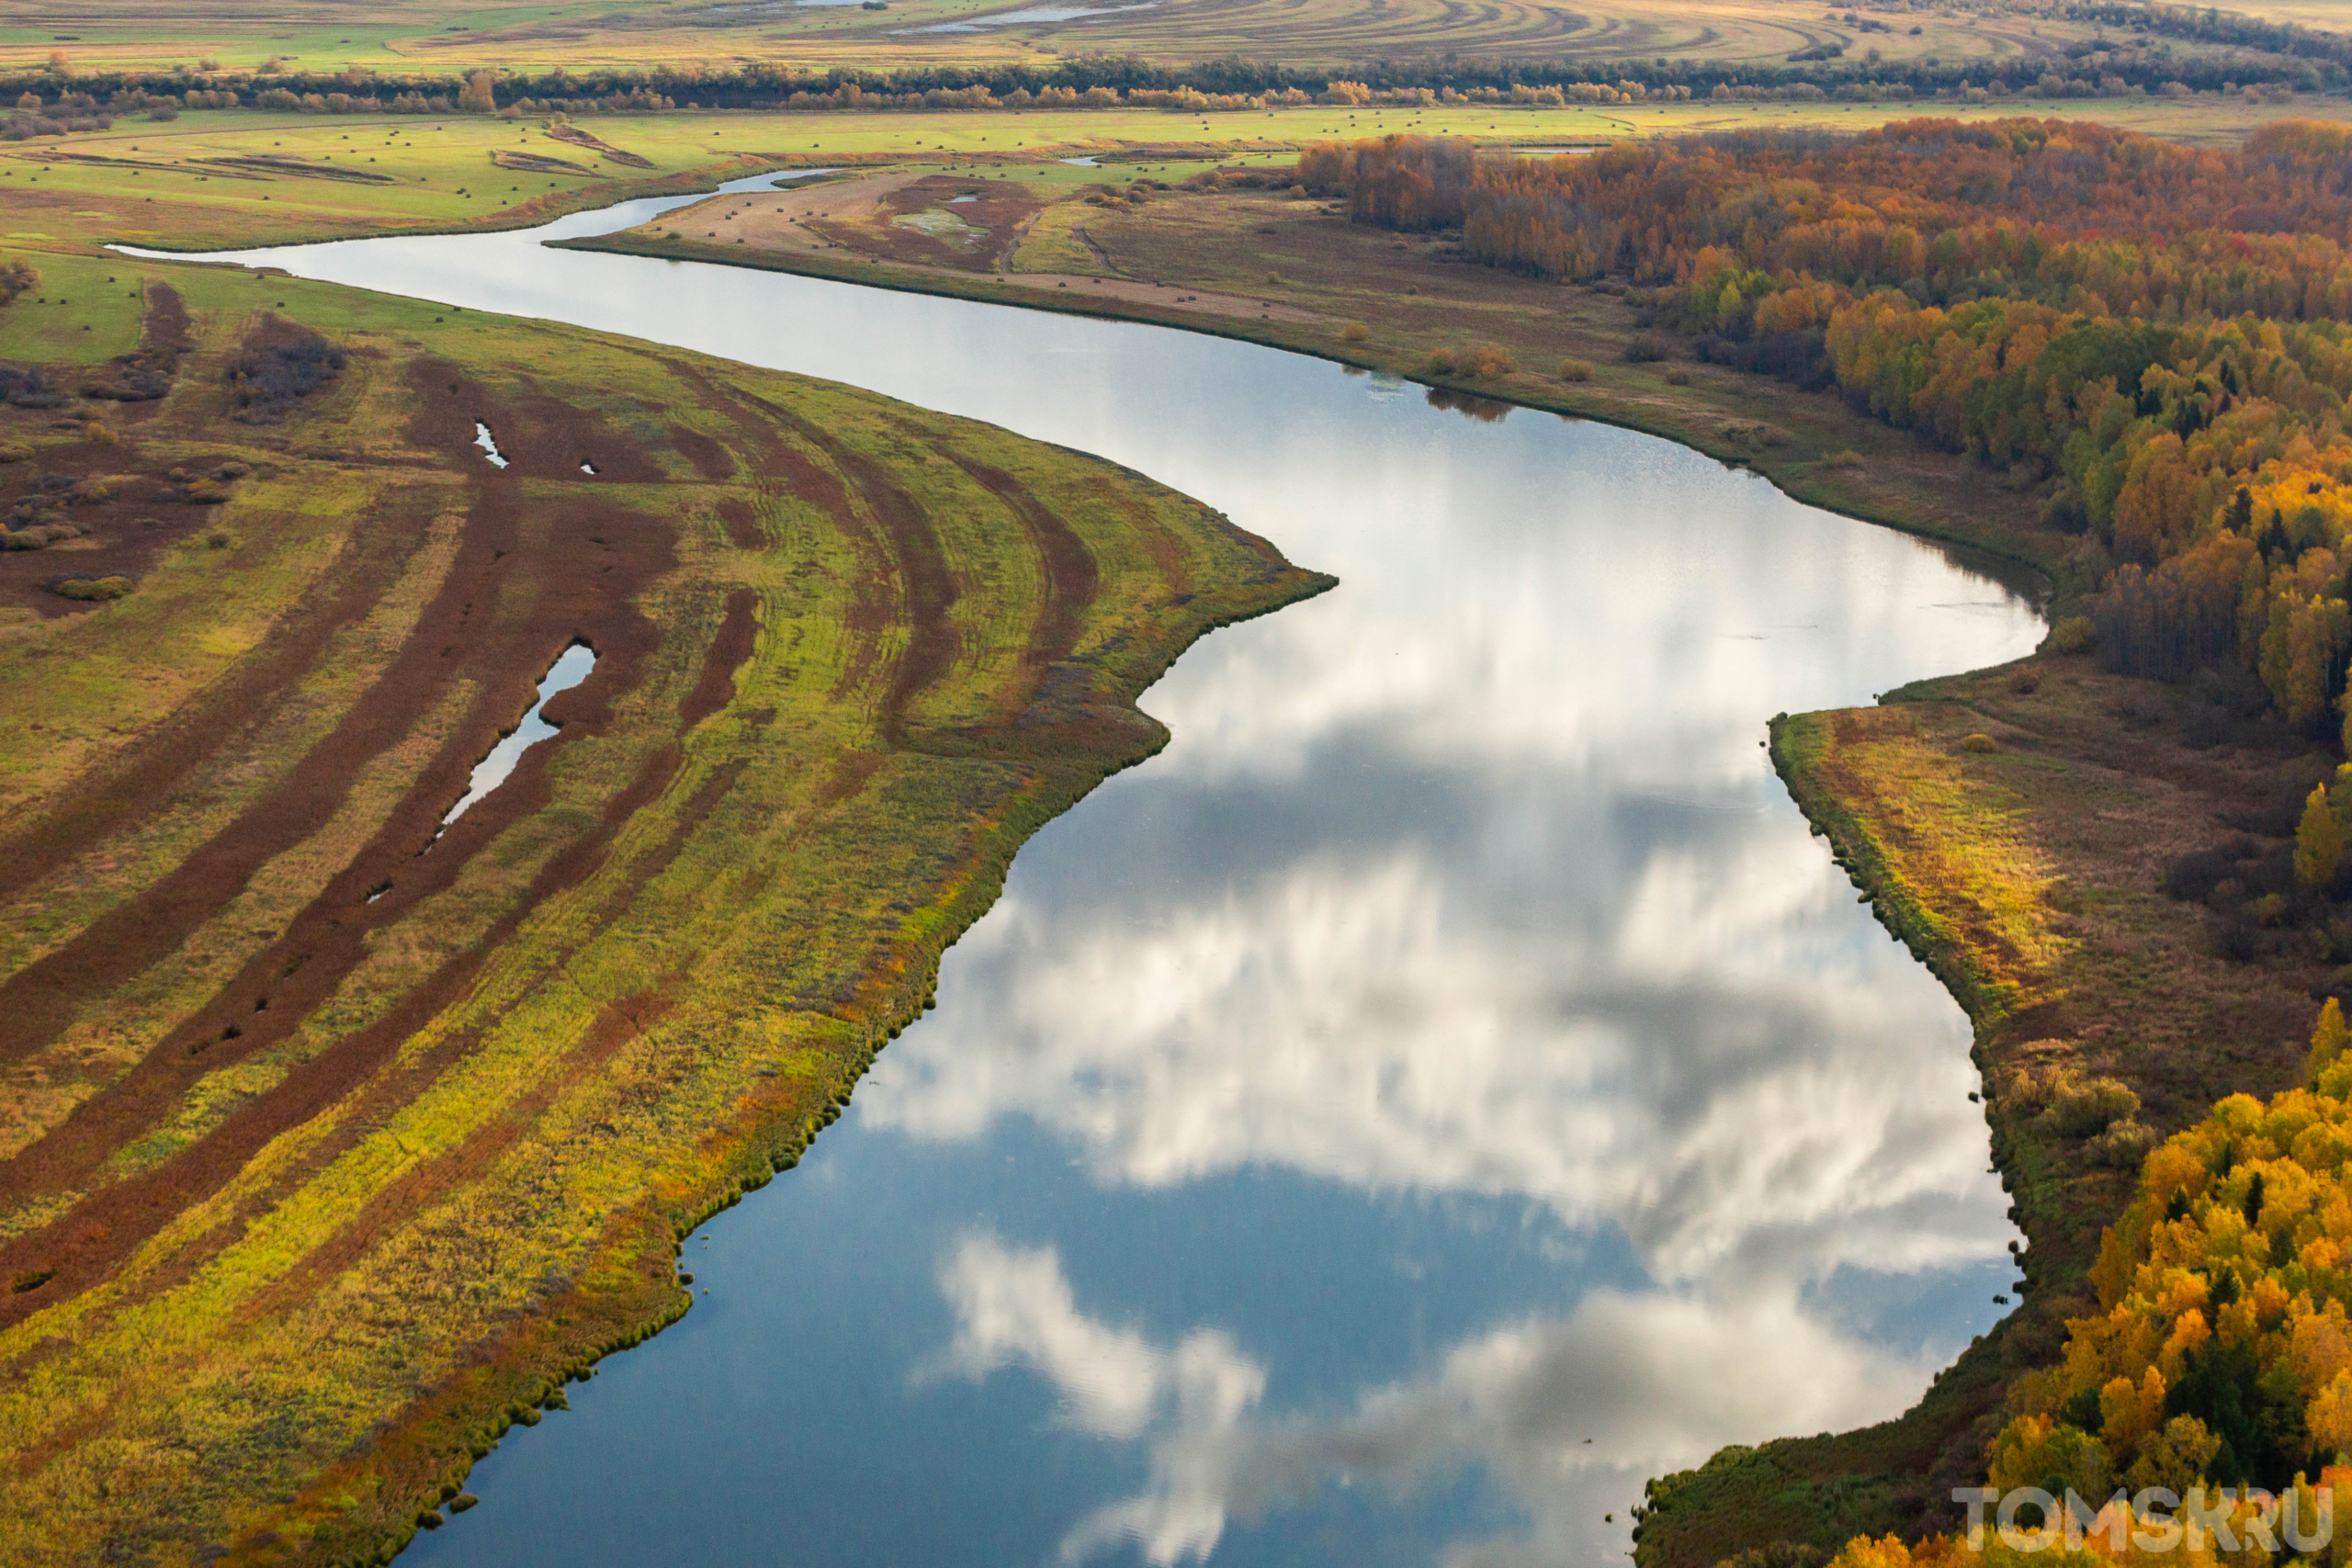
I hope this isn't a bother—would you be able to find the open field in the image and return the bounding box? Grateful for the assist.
[0,0,2220,74]
[6,94,2337,261]
[0,164,1329,1563]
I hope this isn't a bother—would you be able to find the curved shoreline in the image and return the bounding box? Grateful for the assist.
[555,222,2065,602]
[38,165,2046,1564]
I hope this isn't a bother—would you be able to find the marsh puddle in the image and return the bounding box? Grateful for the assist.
[435,643,595,837]
[891,209,985,242]
[215,195,2043,1568]
[473,422,509,468]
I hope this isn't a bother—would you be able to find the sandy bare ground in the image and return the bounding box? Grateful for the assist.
[635,172,1329,325]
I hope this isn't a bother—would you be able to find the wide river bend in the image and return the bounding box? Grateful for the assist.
[163,175,2046,1568]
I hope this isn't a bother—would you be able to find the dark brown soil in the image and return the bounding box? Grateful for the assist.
[808,174,1044,274]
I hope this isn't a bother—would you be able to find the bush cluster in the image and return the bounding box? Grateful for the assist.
[226,328,346,423]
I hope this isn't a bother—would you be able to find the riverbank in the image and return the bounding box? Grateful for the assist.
[561,164,2076,594]
[1632,653,2340,1568]
[561,148,2352,1568]
[0,237,1330,1564]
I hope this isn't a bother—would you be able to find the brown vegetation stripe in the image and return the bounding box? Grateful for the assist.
[0,482,424,906]
[944,452,1100,671]
[235,989,677,1332]
[702,375,962,738]
[0,488,650,1078]
[680,589,760,729]
[0,368,697,1315]
[0,731,699,1340]
[138,281,191,360]
[0,501,447,1051]
[649,361,929,722]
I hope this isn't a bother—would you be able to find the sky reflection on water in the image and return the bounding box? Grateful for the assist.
[211,203,2046,1566]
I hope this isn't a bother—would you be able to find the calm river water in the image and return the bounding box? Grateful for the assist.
[187,177,2045,1567]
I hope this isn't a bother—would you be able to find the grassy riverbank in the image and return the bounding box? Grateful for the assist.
[1634,659,2340,1566]
[0,178,1329,1564]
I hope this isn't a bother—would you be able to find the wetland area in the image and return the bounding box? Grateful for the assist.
[193,184,2045,1564]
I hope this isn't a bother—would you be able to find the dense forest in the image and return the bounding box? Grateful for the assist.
[1310,119,2352,745]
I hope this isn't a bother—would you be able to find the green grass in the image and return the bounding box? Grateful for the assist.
[0,151,1331,1566]
[5,95,2339,262]
[0,253,147,361]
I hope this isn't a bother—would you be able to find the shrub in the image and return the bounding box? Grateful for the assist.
[1556,357,1593,382]
[225,323,347,423]
[2005,1064,2141,1137]
[52,574,131,601]
[1961,733,1997,752]
[1426,347,1459,375]
[2043,1072,2139,1137]
[1664,367,1690,385]
[1623,334,1668,363]
[2048,615,2096,654]
[1340,321,1368,342]
[0,441,28,463]
[1461,344,1517,378]
[0,365,62,409]
[1692,327,1836,391]
[1822,448,1864,468]
[2086,1117,2158,1168]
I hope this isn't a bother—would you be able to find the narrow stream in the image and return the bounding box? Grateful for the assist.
[160,185,2046,1567]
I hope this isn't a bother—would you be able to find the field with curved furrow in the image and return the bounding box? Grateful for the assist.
[0,0,2139,73]
[0,252,1330,1566]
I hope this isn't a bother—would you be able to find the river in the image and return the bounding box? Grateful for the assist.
[166,177,2045,1567]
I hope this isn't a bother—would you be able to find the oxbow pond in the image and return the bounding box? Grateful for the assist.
[166,175,2047,1567]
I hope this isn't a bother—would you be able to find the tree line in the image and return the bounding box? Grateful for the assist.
[1316,118,2352,742]
[1,37,2339,121]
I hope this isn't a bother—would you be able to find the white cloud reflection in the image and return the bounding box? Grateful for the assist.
[871,829,2004,1291]
[859,424,2034,1562]
[935,1236,1935,1568]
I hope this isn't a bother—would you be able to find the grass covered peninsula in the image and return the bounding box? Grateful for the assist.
[0,186,1329,1564]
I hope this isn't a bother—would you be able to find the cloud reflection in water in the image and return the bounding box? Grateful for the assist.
[854,421,2041,1562]
[933,1235,1938,1567]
